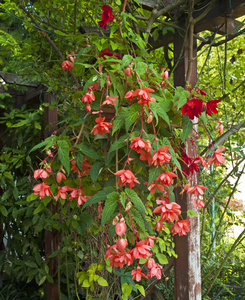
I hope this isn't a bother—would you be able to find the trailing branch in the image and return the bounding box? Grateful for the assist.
[155,0,186,19]
[19,4,79,86]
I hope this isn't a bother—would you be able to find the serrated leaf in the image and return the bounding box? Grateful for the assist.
[119,192,126,208]
[125,188,146,214]
[121,54,134,68]
[156,253,168,264]
[82,186,115,209]
[97,277,108,286]
[187,210,198,217]
[157,105,170,125]
[174,87,190,109]
[108,134,128,154]
[30,136,56,153]
[101,192,119,225]
[135,62,148,76]
[57,140,70,175]
[130,209,146,233]
[80,211,93,227]
[90,161,103,184]
[76,143,101,160]
[125,104,140,132]
[149,101,159,125]
[148,167,162,185]
[112,107,128,135]
[181,115,193,141]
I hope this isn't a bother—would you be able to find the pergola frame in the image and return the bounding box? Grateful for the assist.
[1,1,245,299]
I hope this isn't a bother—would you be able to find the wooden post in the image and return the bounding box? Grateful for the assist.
[173,32,201,299]
[44,92,60,300]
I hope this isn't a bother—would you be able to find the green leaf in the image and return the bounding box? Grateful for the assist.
[0,205,8,217]
[112,107,128,135]
[76,143,101,160]
[101,192,119,225]
[135,284,145,296]
[38,276,46,286]
[156,253,168,264]
[130,209,146,233]
[157,104,170,125]
[107,134,128,154]
[34,121,41,130]
[82,279,92,287]
[174,87,190,109]
[122,283,133,297]
[187,210,198,217]
[25,261,38,268]
[30,136,56,153]
[82,186,115,209]
[57,140,70,175]
[121,54,134,68]
[125,188,146,214]
[97,277,108,287]
[119,192,126,208]
[125,104,140,132]
[181,115,193,141]
[33,204,44,215]
[148,167,161,185]
[135,62,148,76]
[80,211,93,227]
[90,161,103,184]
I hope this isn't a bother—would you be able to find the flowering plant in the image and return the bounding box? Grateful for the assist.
[30,3,225,298]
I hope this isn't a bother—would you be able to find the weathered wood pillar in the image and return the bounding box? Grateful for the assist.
[173,32,201,300]
[44,92,60,300]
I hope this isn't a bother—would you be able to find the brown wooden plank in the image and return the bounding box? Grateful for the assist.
[0,71,39,87]
[44,92,60,300]
[173,32,202,299]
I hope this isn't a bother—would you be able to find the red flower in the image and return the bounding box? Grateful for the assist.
[54,186,69,201]
[153,200,181,223]
[146,258,162,279]
[114,169,140,189]
[182,98,204,120]
[150,146,171,167]
[131,240,152,260]
[91,117,112,135]
[156,172,177,186]
[208,147,226,167]
[130,137,151,153]
[171,218,191,236]
[148,182,165,194]
[193,198,205,208]
[125,90,134,100]
[187,184,207,197]
[69,188,89,206]
[34,169,49,179]
[131,266,148,282]
[62,60,74,71]
[98,5,114,30]
[99,48,121,60]
[206,100,221,116]
[57,171,66,183]
[33,183,52,199]
[139,150,152,165]
[82,93,95,104]
[133,88,155,107]
[102,95,118,106]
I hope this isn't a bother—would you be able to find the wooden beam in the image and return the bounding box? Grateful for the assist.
[173,32,201,299]
[44,92,60,300]
[0,71,39,87]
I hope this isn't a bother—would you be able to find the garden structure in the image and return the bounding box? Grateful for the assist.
[0,1,245,299]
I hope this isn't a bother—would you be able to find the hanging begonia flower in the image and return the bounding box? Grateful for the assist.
[187,184,207,197]
[156,172,177,186]
[98,5,114,30]
[208,147,226,166]
[131,266,148,282]
[171,218,191,236]
[91,117,112,135]
[114,169,140,189]
[153,200,181,223]
[182,98,204,120]
[34,169,49,179]
[99,48,121,60]
[62,60,74,71]
[206,100,221,116]
[193,198,205,208]
[82,92,95,104]
[33,182,52,199]
[57,171,66,183]
[131,240,152,260]
[150,146,171,167]
[102,95,118,106]
[145,258,163,279]
[54,186,70,201]
[130,137,151,153]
